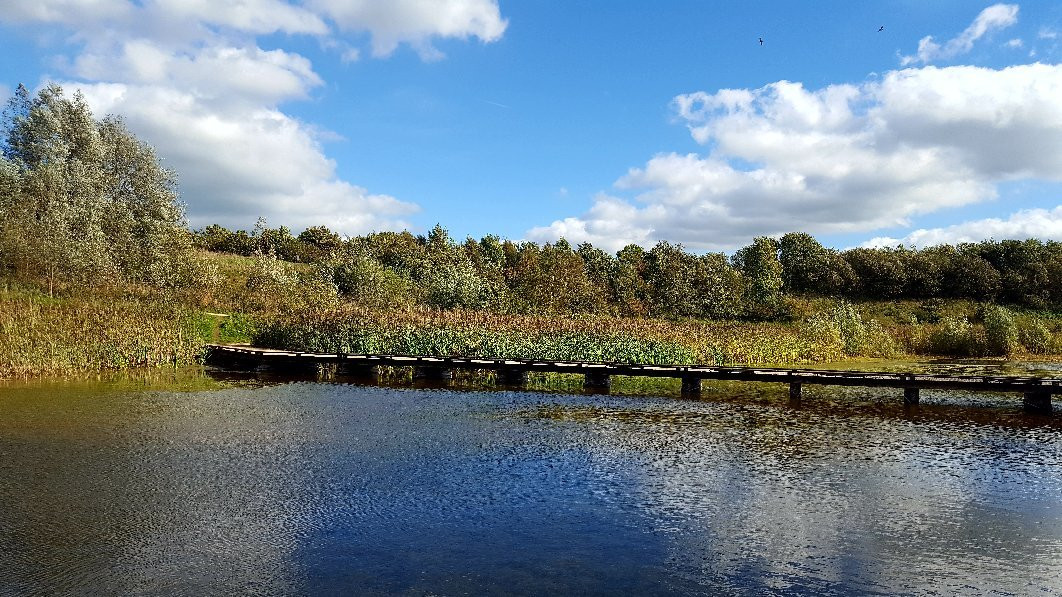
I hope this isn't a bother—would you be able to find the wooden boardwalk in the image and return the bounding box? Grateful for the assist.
[205,344,1059,414]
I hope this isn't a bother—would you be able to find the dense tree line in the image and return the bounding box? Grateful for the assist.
[0,84,195,295]
[195,220,1062,318]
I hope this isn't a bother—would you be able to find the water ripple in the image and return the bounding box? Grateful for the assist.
[1,377,1060,594]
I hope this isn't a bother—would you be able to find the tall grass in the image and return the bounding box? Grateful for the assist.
[0,286,205,379]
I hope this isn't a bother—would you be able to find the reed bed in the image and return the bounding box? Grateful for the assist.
[0,288,205,379]
[254,306,843,366]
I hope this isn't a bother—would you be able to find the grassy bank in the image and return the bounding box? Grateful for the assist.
[0,284,206,379]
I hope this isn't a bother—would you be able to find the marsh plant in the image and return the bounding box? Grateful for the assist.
[253,305,844,366]
[0,286,203,378]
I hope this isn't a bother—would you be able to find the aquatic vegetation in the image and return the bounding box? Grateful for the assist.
[0,286,204,378]
[252,299,1062,365]
[253,305,841,366]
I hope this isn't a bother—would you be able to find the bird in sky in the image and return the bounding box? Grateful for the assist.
[878,25,884,32]
[759,37,764,45]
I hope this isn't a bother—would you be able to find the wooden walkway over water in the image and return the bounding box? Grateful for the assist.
[205,345,1058,414]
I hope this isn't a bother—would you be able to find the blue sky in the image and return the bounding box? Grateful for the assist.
[1,1,1061,252]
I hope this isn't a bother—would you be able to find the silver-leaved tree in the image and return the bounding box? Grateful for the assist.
[0,84,194,295]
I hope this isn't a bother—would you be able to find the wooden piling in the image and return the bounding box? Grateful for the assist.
[789,382,802,402]
[681,376,701,396]
[342,363,381,379]
[904,387,920,406]
[414,366,453,381]
[584,370,610,392]
[498,369,529,386]
[1023,389,1052,414]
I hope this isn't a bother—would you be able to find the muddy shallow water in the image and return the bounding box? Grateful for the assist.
[1,366,1060,595]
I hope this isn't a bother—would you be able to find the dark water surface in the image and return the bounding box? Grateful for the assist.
[2,369,1061,595]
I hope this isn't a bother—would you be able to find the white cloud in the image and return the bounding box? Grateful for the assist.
[528,194,655,252]
[0,0,506,235]
[0,0,133,25]
[71,41,323,107]
[529,63,1062,252]
[156,0,329,36]
[0,0,328,42]
[1005,38,1023,48]
[76,83,418,233]
[1040,27,1059,40]
[310,0,507,59]
[863,206,1062,248]
[901,3,1019,65]
[340,47,361,63]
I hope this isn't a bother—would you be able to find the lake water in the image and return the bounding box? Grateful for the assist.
[2,366,1061,595]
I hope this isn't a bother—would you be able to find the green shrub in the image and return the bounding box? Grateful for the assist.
[928,316,984,356]
[802,300,896,358]
[981,304,1018,356]
[802,312,844,359]
[1017,319,1052,354]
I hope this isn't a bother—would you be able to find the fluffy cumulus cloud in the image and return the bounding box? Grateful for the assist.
[0,0,133,26]
[76,83,417,233]
[864,207,1062,248]
[0,0,506,234]
[310,0,507,59]
[528,62,1062,252]
[901,3,1019,65]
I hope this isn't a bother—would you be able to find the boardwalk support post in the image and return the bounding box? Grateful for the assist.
[681,376,701,396]
[1023,389,1052,414]
[904,387,920,406]
[205,347,258,370]
[266,356,320,375]
[498,369,529,386]
[584,370,611,392]
[789,382,802,402]
[414,366,453,381]
[342,364,381,379]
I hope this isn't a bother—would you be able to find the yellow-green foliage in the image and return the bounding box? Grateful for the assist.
[807,299,1062,358]
[925,316,985,356]
[981,304,1019,356]
[802,300,897,359]
[183,250,338,315]
[0,285,204,378]
[1017,318,1053,354]
[254,305,839,366]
